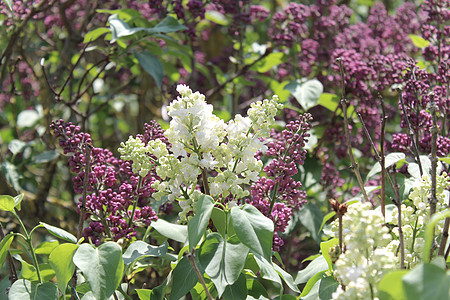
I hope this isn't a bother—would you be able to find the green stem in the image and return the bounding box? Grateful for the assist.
[128,176,143,228]
[12,211,42,283]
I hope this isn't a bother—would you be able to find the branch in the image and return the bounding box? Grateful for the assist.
[187,250,213,300]
[336,58,369,203]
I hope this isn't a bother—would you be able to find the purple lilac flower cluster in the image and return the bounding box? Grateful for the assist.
[50,120,164,245]
[249,113,312,251]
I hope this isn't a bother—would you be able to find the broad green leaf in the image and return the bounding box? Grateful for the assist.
[273,295,297,300]
[407,155,433,179]
[205,10,229,25]
[40,222,77,243]
[402,263,450,300]
[253,254,282,285]
[300,274,339,300]
[134,50,164,89]
[298,202,323,243]
[8,139,27,155]
[423,209,450,262]
[222,273,247,300]
[151,218,187,243]
[0,195,15,212]
[366,152,406,180]
[299,271,326,297]
[270,80,290,102]
[19,260,56,282]
[190,278,217,300]
[73,242,124,300]
[35,241,59,255]
[188,195,214,251]
[122,241,167,266]
[84,27,110,43]
[16,110,41,128]
[247,278,269,300]
[169,255,201,300]
[198,233,249,297]
[252,52,284,73]
[316,92,354,116]
[211,207,227,238]
[409,34,430,48]
[320,238,339,271]
[319,212,336,233]
[272,262,300,293]
[137,277,168,300]
[49,243,79,294]
[285,79,323,111]
[439,157,450,164]
[8,280,58,300]
[14,193,23,210]
[0,233,14,268]
[230,205,273,261]
[32,151,59,164]
[150,15,187,33]
[295,255,328,284]
[378,270,408,300]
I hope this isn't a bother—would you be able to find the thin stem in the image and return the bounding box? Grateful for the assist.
[187,251,213,300]
[380,97,387,219]
[429,100,438,216]
[128,176,143,228]
[201,168,210,195]
[338,215,343,254]
[0,223,18,283]
[12,211,42,283]
[77,145,92,240]
[398,91,423,177]
[396,203,405,269]
[336,58,369,203]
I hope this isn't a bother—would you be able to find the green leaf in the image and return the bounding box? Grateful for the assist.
[270,80,291,102]
[0,194,15,212]
[2,0,13,12]
[35,241,59,255]
[378,270,408,300]
[198,233,249,297]
[253,254,282,285]
[423,209,450,262]
[402,263,450,300]
[320,238,339,271]
[272,262,300,293]
[169,255,201,300]
[0,233,14,268]
[295,255,328,284]
[19,260,56,282]
[16,110,41,128]
[409,34,430,49]
[366,152,406,180]
[300,274,339,300]
[150,15,187,33]
[49,243,79,294]
[122,241,167,266]
[205,10,229,25]
[319,212,336,233]
[230,205,273,261]
[247,278,269,300]
[14,193,24,210]
[151,218,187,243]
[252,52,284,73]
[84,27,110,43]
[300,271,326,297]
[211,207,227,238]
[188,195,215,251]
[298,202,323,242]
[134,50,164,89]
[439,157,450,164]
[285,79,323,111]
[32,151,60,164]
[222,273,247,300]
[8,280,58,300]
[73,242,124,300]
[40,222,77,243]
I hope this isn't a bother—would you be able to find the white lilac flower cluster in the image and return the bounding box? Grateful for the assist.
[118,136,155,177]
[331,202,397,300]
[119,84,283,223]
[387,173,450,267]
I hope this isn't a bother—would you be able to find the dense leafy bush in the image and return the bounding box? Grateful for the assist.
[0,0,449,299]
